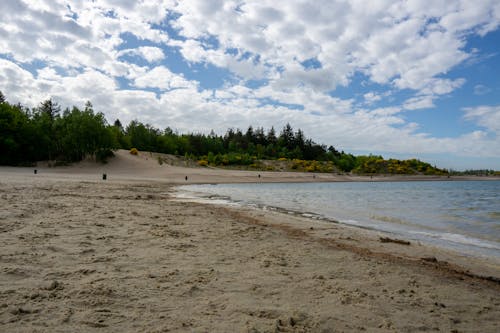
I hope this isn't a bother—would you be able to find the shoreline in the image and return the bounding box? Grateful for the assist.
[1,172,500,331]
[172,184,500,283]
[174,180,500,262]
[223,203,500,284]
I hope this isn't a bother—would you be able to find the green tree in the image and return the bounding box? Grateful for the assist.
[0,102,32,164]
[126,120,159,152]
[32,98,61,160]
[267,127,277,146]
[109,118,129,149]
[337,153,356,172]
[279,123,295,150]
[57,104,114,161]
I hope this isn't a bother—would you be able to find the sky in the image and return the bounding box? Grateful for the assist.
[0,1,499,170]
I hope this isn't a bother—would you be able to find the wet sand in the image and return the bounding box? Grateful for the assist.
[1,153,499,332]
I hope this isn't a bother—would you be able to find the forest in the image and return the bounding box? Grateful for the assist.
[0,92,451,175]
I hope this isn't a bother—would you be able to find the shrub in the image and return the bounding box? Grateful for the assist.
[249,161,262,169]
[130,148,139,155]
[198,159,208,167]
[305,165,316,172]
[96,148,114,163]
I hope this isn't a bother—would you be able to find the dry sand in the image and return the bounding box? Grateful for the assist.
[1,151,499,332]
[9,149,489,184]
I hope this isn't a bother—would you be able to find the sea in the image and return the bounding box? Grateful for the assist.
[176,180,500,259]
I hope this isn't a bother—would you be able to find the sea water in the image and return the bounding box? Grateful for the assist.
[176,181,500,258]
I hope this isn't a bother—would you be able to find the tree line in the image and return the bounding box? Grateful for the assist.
[0,92,449,175]
[0,93,114,165]
[448,169,500,176]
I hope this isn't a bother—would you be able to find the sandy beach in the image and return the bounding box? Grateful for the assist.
[1,151,499,332]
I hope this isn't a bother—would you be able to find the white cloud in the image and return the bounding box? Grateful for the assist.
[118,46,165,63]
[463,105,500,134]
[473,84,492,95]
[419,78,466,96]
[403,95,435,110]
[0,0,170,71]
[133,66,197,91]
[401,78,466,110]
[0,58,118,110]
[168,0,497,96]
[169,38,268,80]
[369,107,403,117]
[363,92,382,105]
[0,58,41,105]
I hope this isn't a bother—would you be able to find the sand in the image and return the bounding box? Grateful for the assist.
[1,151,499,332]
[11,149,492,184]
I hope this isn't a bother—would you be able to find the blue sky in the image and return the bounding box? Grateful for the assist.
[0,1,499,170]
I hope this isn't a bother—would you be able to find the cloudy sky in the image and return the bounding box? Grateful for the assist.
[1,0,499,170]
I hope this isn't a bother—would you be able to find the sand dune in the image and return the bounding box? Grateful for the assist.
[4,149,338,184]
[6,149,478,184]
[92,149,359,183]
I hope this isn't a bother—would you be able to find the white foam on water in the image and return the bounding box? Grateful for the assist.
[438,233,500,250]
